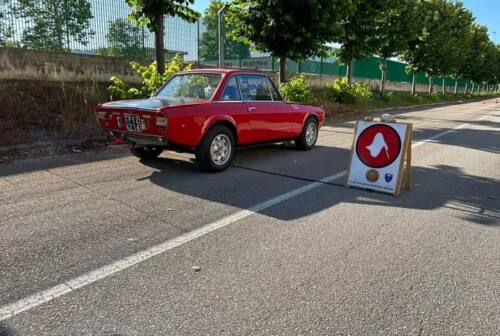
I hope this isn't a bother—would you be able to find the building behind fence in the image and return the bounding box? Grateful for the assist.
[0,0,473,90]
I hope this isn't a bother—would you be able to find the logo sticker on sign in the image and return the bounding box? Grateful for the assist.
[346,120,412,196]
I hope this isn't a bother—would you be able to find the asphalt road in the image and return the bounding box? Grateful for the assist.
[0,99,499,335]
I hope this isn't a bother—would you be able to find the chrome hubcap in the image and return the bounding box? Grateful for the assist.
[305,123,317,146]
[210,134,231,165]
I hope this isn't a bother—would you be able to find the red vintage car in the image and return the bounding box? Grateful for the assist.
[96,69,325,172]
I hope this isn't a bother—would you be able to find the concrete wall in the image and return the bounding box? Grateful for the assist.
[0,47,143,83]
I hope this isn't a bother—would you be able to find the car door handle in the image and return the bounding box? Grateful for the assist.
[247,106,256,112]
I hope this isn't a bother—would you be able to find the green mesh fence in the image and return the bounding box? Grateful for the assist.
[0,0,474,90]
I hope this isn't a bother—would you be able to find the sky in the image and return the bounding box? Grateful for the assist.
[190,0,500,44]
[462,0,499,43]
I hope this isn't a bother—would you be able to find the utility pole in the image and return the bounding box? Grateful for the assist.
[218,4,229,68]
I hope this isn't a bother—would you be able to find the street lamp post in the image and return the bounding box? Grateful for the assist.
[218,4,229,68]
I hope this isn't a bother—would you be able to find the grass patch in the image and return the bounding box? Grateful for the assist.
[315,89,500,120]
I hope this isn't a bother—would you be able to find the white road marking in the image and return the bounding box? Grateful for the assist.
[412,113,491,148]
[0,113,491,322]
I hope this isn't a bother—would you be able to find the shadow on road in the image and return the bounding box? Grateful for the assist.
[142,141,499,226]
[258,164,499,226]
[412,126,500,155]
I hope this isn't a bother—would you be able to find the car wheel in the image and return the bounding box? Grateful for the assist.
[295,117,319,150]
[130,146,164,160]
[195,125,235,172]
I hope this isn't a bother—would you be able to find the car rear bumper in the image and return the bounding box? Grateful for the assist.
[106,130,168,146]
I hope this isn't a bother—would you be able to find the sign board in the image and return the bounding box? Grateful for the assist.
[346,121,412,196]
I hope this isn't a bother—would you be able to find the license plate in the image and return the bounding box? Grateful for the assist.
[125,114,141,132]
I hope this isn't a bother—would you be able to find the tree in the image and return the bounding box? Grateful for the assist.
[227,0,353,85]
[460,25,490,93]
[476,41,499,88]
[15,0,93,51]
[335,0,391,84]
[126,0,200,74]
[97,18,147,58]
[370,0,419,96]
[199,0,250,62]
[433,1,474,94]
[401,0,459,94]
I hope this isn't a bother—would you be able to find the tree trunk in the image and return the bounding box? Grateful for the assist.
[154,14,165,74]
[454,80,458,95]
[411,72,416,96]
[464,82,468,95]
[471,82,475,94]
[442,77,445,94]
[379,59,387,97]
[278,56,286,86]
[346,59,353,84]
[428,75,433,94]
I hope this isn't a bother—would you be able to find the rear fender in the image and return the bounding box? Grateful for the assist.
[199,115,238,146]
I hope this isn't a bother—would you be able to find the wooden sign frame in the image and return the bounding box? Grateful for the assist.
[345,121,413,197]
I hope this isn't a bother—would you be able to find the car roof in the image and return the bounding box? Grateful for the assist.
[178,68,271,76]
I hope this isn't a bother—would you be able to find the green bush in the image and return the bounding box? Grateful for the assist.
[428,92,443,102]
[408,93,424,105]
[108,53,192,100]
[380,91,394,103]
[279,75,316,104]
[326,78,372,104]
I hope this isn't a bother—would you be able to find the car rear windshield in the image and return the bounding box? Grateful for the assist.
[155,73,222,100]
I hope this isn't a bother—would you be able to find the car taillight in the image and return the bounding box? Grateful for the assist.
[156,117,168,127]
[141,119,147,131]
[97,111,109,120]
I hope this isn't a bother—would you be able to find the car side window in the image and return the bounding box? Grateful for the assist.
[266,77,282,101]
[237,75,272,101]
[220,76,241,101]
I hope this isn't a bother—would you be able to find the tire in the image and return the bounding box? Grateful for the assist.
[130,146,164,160]
[295,117,319,150]
[195,125,235,172]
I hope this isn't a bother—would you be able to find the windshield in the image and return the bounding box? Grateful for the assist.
[155,73,222,100]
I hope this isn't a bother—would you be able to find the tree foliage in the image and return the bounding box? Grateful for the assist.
[0,0,12,46]
[97,18,147,59]
[126,0,200,74]
[127,0,199,31]
[227,0,354,84]
[14,0,93,51]
[199,0,250,61]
